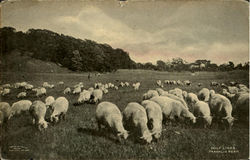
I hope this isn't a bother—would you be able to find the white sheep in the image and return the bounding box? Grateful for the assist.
[17,92,27,99]
[90,89,103,104]
[141,100,162,139]
[123,102,152,143]
[150,96,196,124]
[78,90,91,104]
[58,81,64,85]
[169,88,183,99]
[20,82,28,87]
[96,101,129,141]
[2,84,11,88]
[63,87,71,94]
[185,92,199,112]
[162,92,189,109]
[73,86,81,94]
[133,82,140,91]
[2,88,10,96]
[120,82,125,87]
[24,84,34,90]
[155,88,165,95]
[88,87,94,93]
[29,100,48,130]
[14,82,22,88]
[193,101,212,128]
[184,80,191,86]
[227,86,239,94]
[124,82,129,87]
[198,88,210,102]
[45,96,55,108]
[50,97,69,123]
[9,100,32,118]
[208,92,235,130]
[0,102,11,125]
[33,87,46,97]
[142,90,159,100]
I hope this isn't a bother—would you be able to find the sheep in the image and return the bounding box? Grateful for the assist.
[73,86,81,94]
[88,87,94,93]
[229,81,237,86]
[185,93,199,112]
[208,93,235,130]
[132,82,140,91]
[103,88,108,94]
[74,82,84,89]
[155,88,165,95]
[78,90,91,104]
[169,88,183,99]
[124,82,129,87]
[63,87,71,94]
[50,97,69,123]
[29,100,48,130]
[198,88,210,102]
[183,80,191,86]
[33,87,46,97]
[2,84,11,88]
[96,101,129,141]
[141,100,162,139]
[9,100,32,118]
[120,82,125,87]
[156,80,163,87]
[162,93,189,109]
[176,80,183,86]
[14,82,22,89]
[142,90,159,100]
[45,96,55,108]
[197,83,202,87]
[193,101,212,128]
[114,86,119,90]
[210,81,219,87]
[123,102,152,143]
[90,89,103,104]
[20,82,28,87]
[150,96,196,124]
[43,82,54,88]
[17,92,27,99]
[234,92,249,122]
[2,88,10,96]
[221,89,235,102]
[227,86,239,94]
[0,102,11,126]
[237,84,249,93]
[24,84,34,90]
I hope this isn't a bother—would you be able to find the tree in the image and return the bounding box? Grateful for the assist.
[156,60,166,71]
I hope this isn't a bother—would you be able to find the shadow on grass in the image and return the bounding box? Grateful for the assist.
[77,127,122,144]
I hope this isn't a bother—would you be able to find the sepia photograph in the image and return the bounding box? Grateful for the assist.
[0,0,249,159]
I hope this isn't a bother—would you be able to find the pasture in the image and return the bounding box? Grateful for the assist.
[0,69,249,160]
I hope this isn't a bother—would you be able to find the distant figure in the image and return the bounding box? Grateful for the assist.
[88,73,91,80]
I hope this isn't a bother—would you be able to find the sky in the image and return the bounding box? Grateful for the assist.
[1,0,249,65]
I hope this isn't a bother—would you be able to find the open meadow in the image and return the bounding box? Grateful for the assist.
[0,69,249,160]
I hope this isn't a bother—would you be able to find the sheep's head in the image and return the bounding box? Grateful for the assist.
[117,130,129,140]
[221,116,235,128]
[140,131,153,144]
[203,116,213,126]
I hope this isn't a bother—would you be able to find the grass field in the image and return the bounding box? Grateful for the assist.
[0,69,249,160]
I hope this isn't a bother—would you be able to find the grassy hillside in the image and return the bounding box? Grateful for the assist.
[0,70,249,160]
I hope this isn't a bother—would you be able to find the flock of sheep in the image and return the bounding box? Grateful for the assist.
[0,79,249,144]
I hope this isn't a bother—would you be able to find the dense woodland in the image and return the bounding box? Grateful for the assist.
[0,27,249,72]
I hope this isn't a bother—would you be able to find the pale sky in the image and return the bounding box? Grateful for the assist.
[1,0,249,64]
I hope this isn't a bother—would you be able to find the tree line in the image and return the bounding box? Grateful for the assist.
[0,27,248,72]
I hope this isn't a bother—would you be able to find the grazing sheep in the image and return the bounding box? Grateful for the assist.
[9,100,32,118]
[33,87,46,97]
[20,82,28,88]
[2,88,10,96]
[14,82,22,89]
[17,92,27,99]
[78,90,91,104]
[221,89,235,102]
[211,81,219,87]
[103,88,109,94]
[0,102,11,125]
[132,82,140,91]
[193,101,212,128]
[88,87,94,93]
[120,82,125,87]
[237,85,249,93]
[185,93,199,112]
[197,83,202,87]
[124,82,129,87]
[29,100,48,130]
[96,101,129,141]
[2,84,11,88]
[123,102,152,143]
[74,82,84,89]
[198,88,210,102]
[227,86,239,94]
[24,84,34,90]
[90,89,103,104]
[63,87,71,94]
[141,100,162,139]
[184,80,191,86]
[161,92,188,109]
[229,81,237,86]
[150,96,196,124]
[155,88,165,95]
[169,88,183,99]
[143,90,159,100]
[43,82,54,88]
[208,93,235,130]
[50,97,69,123]
[73,86,81,94]
[45,96,55,108]
[114,86,119,90]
